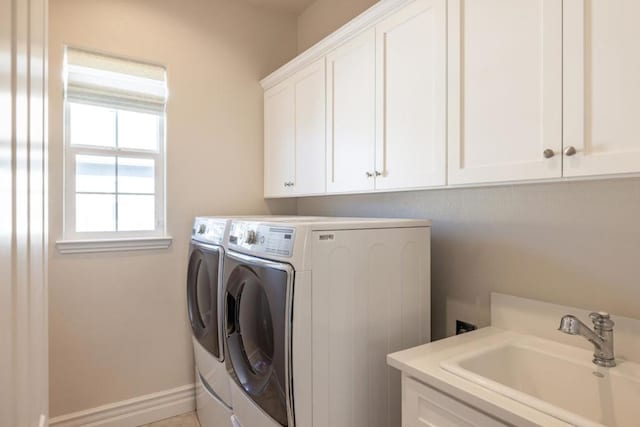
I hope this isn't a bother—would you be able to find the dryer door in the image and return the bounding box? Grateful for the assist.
[187,242,223,360]
[224,252,294,427]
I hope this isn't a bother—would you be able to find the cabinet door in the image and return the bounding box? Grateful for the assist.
[447,0,562,185]
[563,0,640,177]
[264,83,294,197]
[375,0,446,191]
[326,29,376,193]
[402,376,509,427]
[293,59,326,195]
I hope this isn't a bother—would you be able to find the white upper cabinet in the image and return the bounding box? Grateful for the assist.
[264,59,326,197]
[447,0,563,185]
[264,83,295,197]
[326,29,376,193]
[293,59,326,195]
[563,0,640,177]
[375,0,446,191]
[326,0,446,195]
[263,0,640,198]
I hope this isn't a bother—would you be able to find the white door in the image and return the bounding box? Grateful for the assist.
[326,29,376,193]
[447,0,562,185]
[563,0,640,177]
[293,59,326,195]
[375,0,446,191]
[264,83,294,197]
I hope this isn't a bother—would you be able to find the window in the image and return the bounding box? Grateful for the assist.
[63,48,168,241]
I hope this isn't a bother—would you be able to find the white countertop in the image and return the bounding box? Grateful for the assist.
[388,293,640,427]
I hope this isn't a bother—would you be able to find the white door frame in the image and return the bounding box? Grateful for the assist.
[0,0,49,425]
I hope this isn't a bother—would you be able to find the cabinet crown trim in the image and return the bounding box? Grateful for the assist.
[260,0,414,90]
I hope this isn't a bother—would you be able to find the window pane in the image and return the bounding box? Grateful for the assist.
[117,157,155,194]
[76,194,116,232]
[118,110,160,151]
[69,103,116,148]
[118,195,155,231]
[76,155,116,193]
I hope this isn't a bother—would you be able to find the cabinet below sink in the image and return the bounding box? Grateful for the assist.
[402,373,509,427]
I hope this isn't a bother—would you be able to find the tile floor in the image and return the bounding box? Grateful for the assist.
[139,412,200,427]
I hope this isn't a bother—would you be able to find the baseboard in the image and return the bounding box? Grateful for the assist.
[49,384,195,427]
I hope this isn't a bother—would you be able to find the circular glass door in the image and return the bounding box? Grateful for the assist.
[187,244,221,359]
[194,256,212,327]
[224,256,292,426]
[228,266,275,392]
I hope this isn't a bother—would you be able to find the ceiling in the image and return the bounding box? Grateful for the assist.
[245,0,316,14]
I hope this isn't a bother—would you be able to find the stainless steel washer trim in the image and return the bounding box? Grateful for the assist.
[191,240,225,364]
[216,245,226,364]
[226,250,294,273]
[226,249,296,427]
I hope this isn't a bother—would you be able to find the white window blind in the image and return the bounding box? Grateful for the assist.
[65,47,167,113]
[62,47,168,242]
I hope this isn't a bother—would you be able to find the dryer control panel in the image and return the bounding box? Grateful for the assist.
[192,217,226,245]
[229,222,296,258]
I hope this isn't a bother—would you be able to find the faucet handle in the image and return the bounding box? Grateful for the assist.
[589,312,615,329]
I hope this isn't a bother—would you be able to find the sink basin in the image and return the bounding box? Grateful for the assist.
[441,337,640,427]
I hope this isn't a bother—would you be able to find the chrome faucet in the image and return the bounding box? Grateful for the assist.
[558,312,616,367]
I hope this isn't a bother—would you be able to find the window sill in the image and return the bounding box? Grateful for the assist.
[56,236,173,254]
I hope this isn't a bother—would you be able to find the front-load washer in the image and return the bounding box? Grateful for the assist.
[188,215,305,427]
[223,217,432,427]
[188,217,235,426]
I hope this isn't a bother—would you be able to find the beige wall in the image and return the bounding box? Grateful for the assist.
[297,0,378,52]
[48,0,297,417]
[295,0,640,340]
[294,0,639,339]
[50,0,640,417]
[298,179,640,340]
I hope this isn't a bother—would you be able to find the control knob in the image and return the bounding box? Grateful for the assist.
[197,224,207,234]
[245,229,258,245]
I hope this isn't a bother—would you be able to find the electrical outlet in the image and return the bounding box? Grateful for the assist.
[456,320,478,335]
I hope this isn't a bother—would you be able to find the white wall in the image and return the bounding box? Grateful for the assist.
[48,0,297,417]
[297,0,378,52]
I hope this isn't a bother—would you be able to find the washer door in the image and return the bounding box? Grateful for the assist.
[187,242,223,360]
[224,252,293,427]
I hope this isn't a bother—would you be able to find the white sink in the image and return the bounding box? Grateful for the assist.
[441,336,640,427]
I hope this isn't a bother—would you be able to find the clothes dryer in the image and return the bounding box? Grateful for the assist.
[222,217,432,427]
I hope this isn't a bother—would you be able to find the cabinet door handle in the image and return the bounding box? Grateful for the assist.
[375,171,382,177]
[543,149,555,159]
[366,172,374,178]
[564,146,577,157]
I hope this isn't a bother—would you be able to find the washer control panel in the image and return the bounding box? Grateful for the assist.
[192,218,226,245]
[229,222,295,258]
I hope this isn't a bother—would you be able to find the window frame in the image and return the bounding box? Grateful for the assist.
[62,99,167,240]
